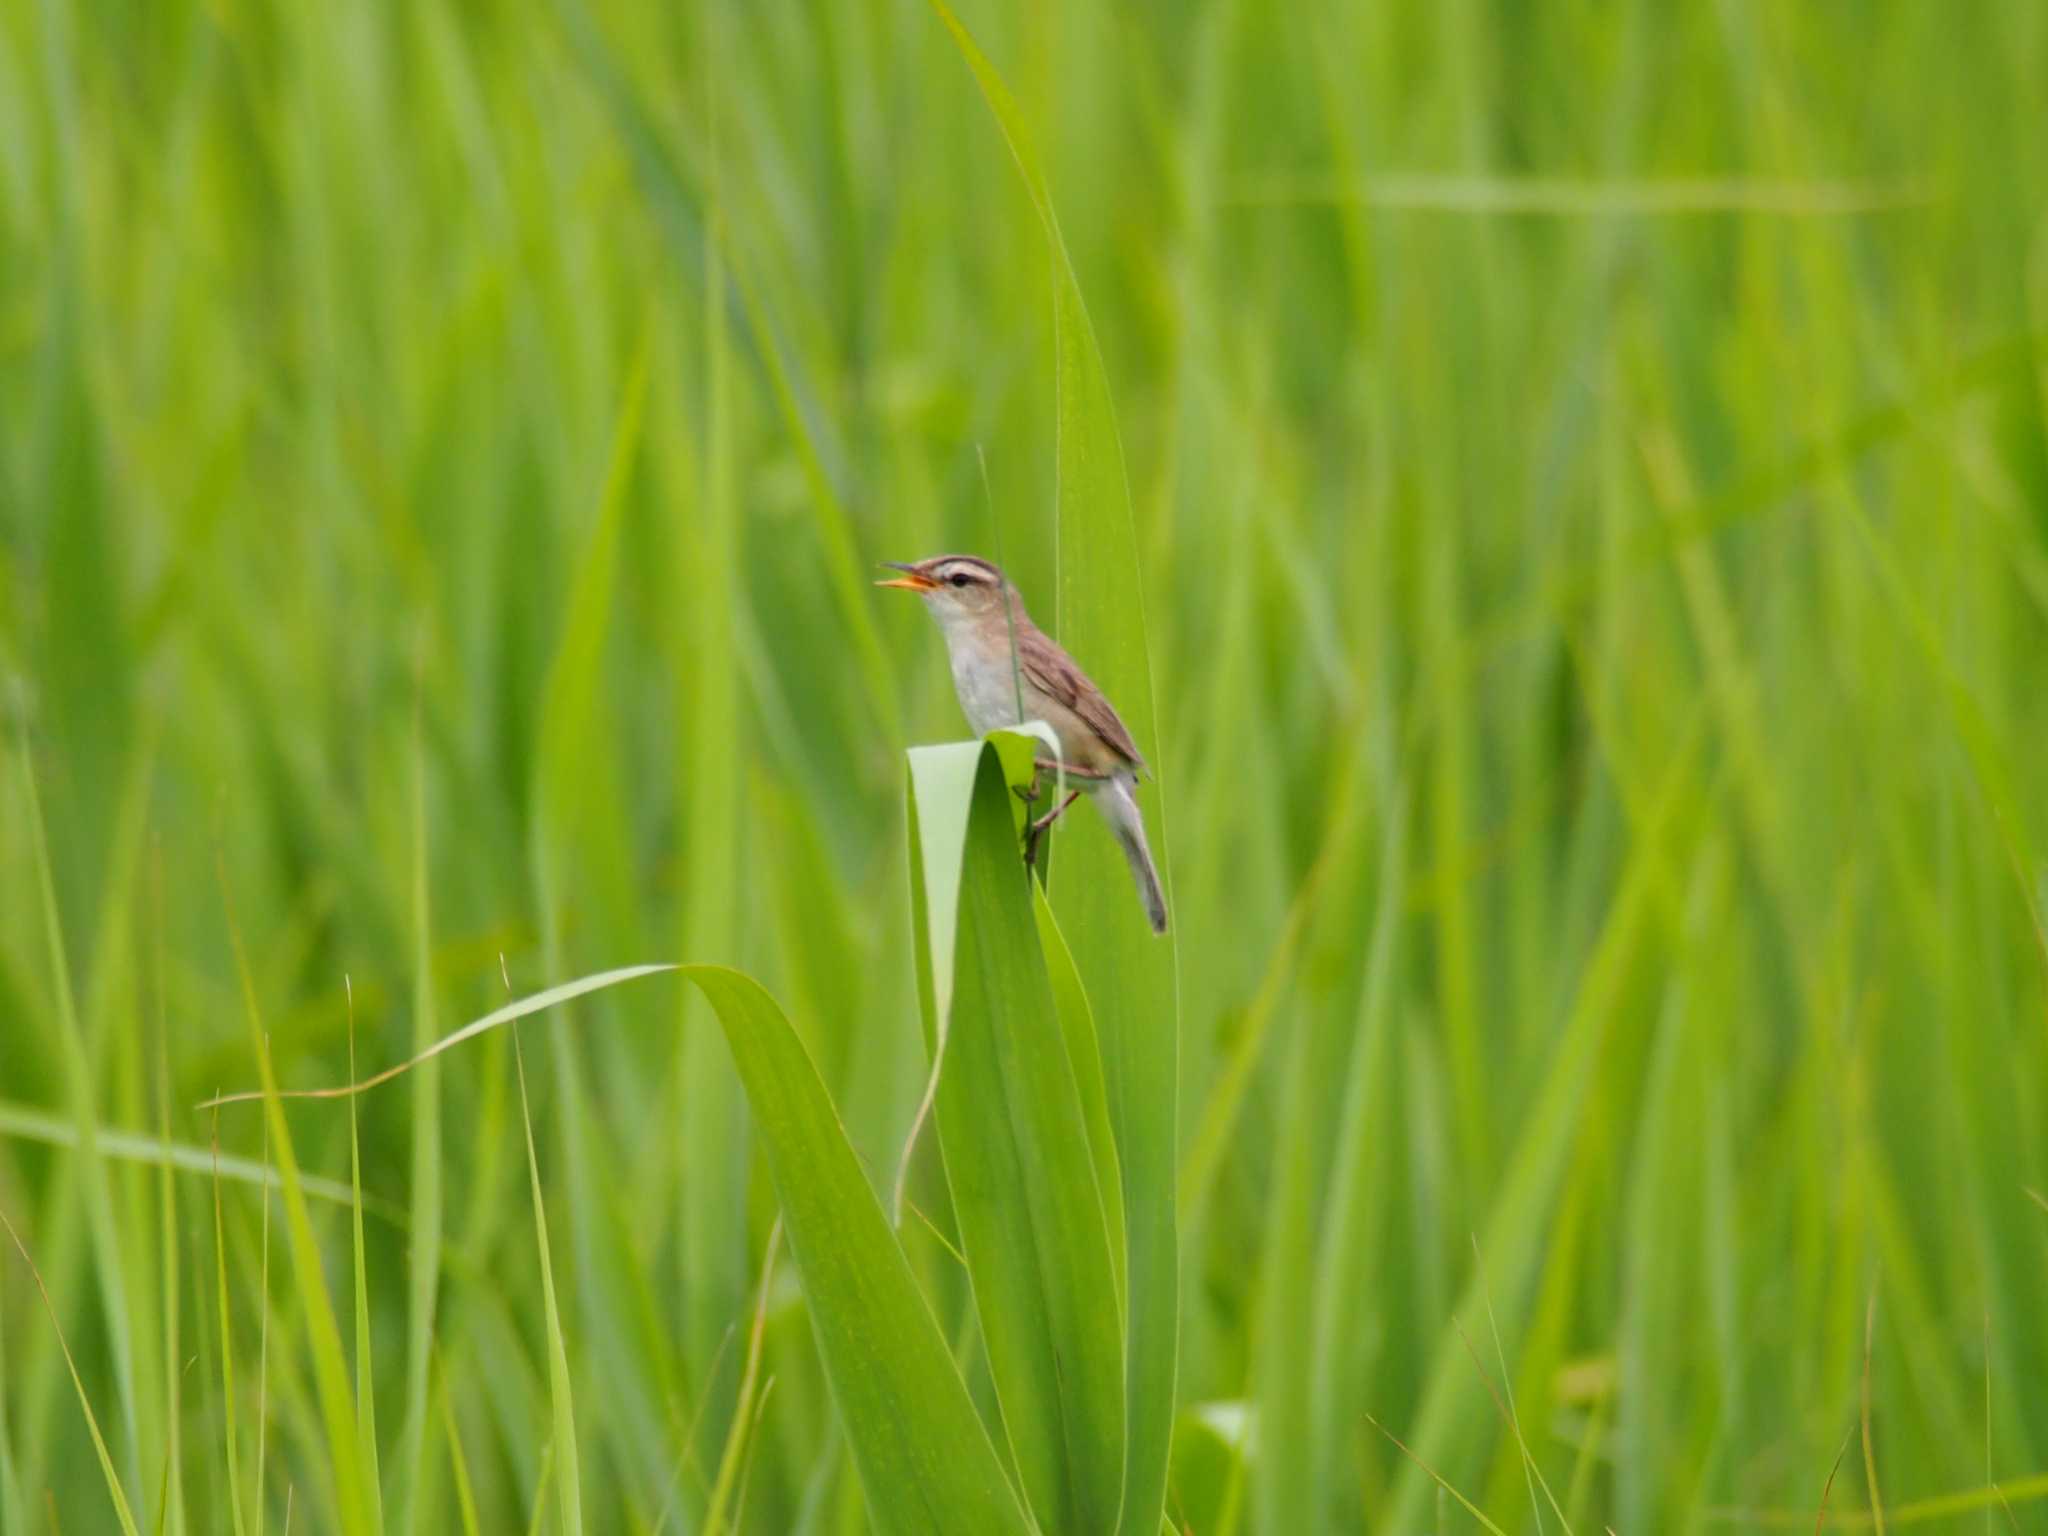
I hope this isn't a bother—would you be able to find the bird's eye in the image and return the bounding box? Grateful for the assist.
[949,573,972,588]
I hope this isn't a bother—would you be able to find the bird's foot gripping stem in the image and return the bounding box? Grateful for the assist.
[1023,790,1081,868]
[1012,759,1109,866]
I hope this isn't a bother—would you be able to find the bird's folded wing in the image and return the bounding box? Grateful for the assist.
[1019,628,1149,776]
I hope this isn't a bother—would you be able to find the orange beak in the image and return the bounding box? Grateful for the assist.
[875,561,938,592]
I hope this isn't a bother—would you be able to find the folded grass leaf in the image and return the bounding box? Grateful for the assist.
[904,738,1124,1531]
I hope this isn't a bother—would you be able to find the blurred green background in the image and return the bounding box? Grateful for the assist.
[5,0,2048,1529]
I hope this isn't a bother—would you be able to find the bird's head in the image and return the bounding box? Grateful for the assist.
[875,555,1017,628]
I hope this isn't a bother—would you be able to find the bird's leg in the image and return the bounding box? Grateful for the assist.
[1023,789,1081,868]
[1013,762,1044,806]
[1031,790,1081,837]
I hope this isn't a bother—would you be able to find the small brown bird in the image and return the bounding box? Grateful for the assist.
[878,554,1168,935]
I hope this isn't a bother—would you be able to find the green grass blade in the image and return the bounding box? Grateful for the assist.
[525,1441,555,1536]
[0,1206,142,1536]
[700,1225,780,1536]
[511,1031,582,1536]
[150,908,186,1536]
[345,994,387,1536]
[222,890,374,1536]
[904,739,1125,1530]
[399,732,442,1536]
[438,1379,481,1536]
[210,1121,251,1536]
[0,1246,19,1531]
[680,966,1036,1536]
[195,967,683,1113]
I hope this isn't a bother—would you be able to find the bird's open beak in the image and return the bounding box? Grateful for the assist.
[874,561,937,592]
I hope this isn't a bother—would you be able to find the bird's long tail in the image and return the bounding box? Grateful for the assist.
[1097,775,1169,935]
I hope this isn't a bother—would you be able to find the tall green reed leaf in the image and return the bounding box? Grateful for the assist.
[928,9,1181,1529]
[903,738,1124,1531]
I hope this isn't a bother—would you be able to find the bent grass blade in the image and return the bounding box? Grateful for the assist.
[204,963,1033,1536]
